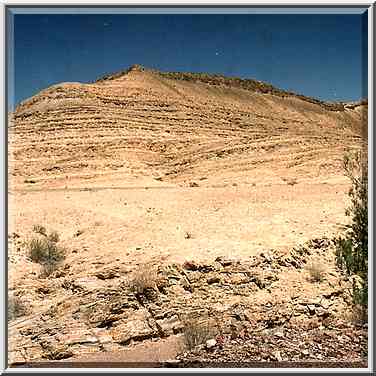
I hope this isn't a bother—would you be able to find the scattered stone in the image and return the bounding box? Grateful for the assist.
[8,238,367,366]
[44,345,73,361]
[215,256,234,267]
[206,339,217,349]
[184,232,192,239]
[95,268,119,280]
[189,182,199,187]
[207,276,220,284]
[66,335,99,345]
[157,315,184,336]
[182,261,198,271]
[227,274,250,285]
[274,331,284,338]
[74,229,84,237]
[307,305,316,315]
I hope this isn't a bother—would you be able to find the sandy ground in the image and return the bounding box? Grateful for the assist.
[8,178,350,285]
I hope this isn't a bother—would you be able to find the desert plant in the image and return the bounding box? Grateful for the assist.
[306,261,325,282]
[8,295,29,320]
[39,262,60,278]
[47,230,60,243]
[28,237,66,277]
[29,238,49,263]
[128,265,158,296]
[182,319,216,350]
[335,150,368,308]
[32,224,47,236]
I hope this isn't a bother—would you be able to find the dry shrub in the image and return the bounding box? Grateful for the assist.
[47,230,60,243]
[28,236,66,278]
[32,224,47,236]
[182,318,217,350]
[128,264,158,295]
[348,304,368,325]
[306,261,325,282]
[40,262,61,278]
[8,295,29,320]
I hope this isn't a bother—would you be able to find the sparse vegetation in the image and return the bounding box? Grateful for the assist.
[8,295,29,320]
[182,319,217,350]
[128,264,158,296]
[306,261,325,282]
[28,230,66,277]
[47,230,60,243]
[33,224,47,236]
[40,262,61,278]
[335,150,368,310]
[348,300,368,324]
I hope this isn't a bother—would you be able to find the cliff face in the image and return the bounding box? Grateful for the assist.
[9,65,366,188]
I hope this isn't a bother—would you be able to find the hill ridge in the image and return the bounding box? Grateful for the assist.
[94,64,360,112]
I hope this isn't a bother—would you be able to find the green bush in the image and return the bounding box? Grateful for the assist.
[335,150,368,308]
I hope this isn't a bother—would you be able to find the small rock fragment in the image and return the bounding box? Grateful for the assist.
[206,339,217,349]
[207,276,220,284]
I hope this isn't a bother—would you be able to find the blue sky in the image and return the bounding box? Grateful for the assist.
[9,12,368,109]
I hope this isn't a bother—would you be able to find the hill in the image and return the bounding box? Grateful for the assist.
[10,64,366,189]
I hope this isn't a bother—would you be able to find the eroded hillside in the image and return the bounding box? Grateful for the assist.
[10,64,366,189]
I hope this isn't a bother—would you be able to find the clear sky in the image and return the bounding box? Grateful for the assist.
[10,12,368,108]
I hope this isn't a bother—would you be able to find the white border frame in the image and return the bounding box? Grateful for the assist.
[1,1,373,374]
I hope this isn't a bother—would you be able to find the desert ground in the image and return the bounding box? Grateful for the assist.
[8,65,367,367]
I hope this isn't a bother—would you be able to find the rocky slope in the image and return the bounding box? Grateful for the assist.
[10,64,366,189]
[8,236,367,366]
